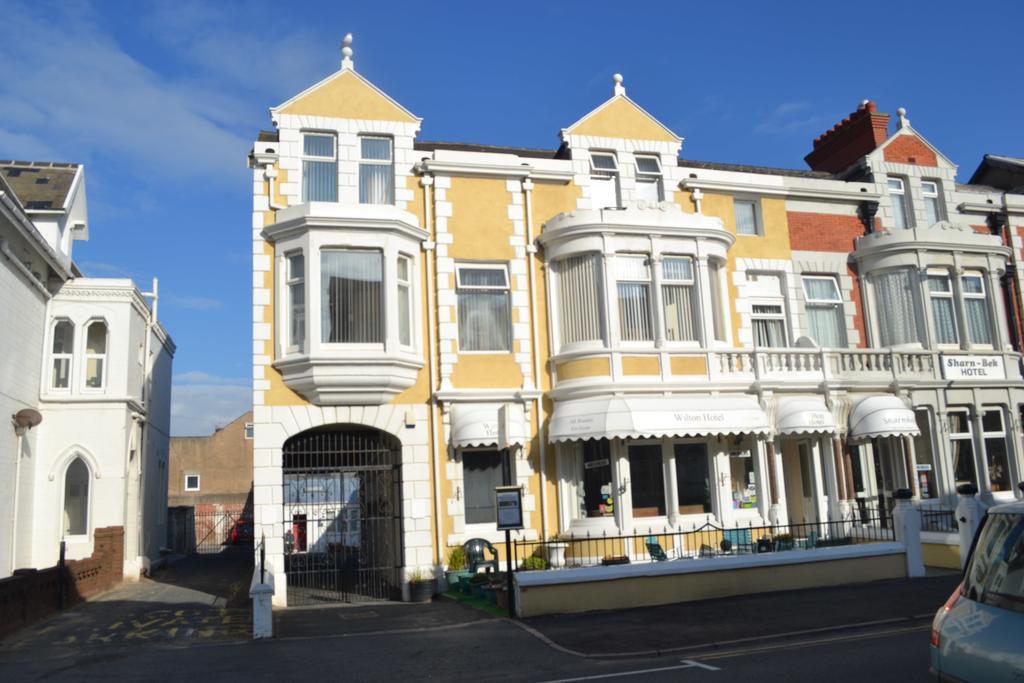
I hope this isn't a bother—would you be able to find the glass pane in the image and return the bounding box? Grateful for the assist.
[398,283,411,346]
[458,291,511,351]
[913,412,937,500]
[982,410,1003,433]
[635,178,661,203]
[965,298,992,344]
[807,306,845,347]
[303,134,334,158]
[359,163,394,205]
[52,358,70,389]
[729,452,757,509]
[985,437,1011,491]
[303,160,337,202]
[675,443,711,514]
[962,513,1024,613]
[289,282,305,349]
[590,153,617,170]
[930,297,958,344]
[662,258,693,282]
[962,276,984,295]
[288,253,304,280]
[559,254,604,345]
[464,450,504,524]
[397,257,409,282]
[615,255,650,281]
[924,196,941,226]
[86,322,106,354]
[887,178,903,191]
[891,192,909,229]
[663,284,695,341]
[803,277,840,301]
[949,412,971,435]
[754,318,786,347]
[875,270,920,345]
[63,458,89,535]
[360,137,392,161]
[52,321,74,353]
[927,275,951,293]
[459,267,507,288]
[85,358,103,388]
[617,282,652,341]
[629,445,665,517]
[591,176,619,208]
[952,437,977,488]
[735,200,758,235]
[581,440,613,518]
[635,156,660,173]
[321,251,383,344]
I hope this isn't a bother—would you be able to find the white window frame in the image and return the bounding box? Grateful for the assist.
[244,423,254,440]
[961,271,994,347]
[301,131,338,203]
[50,318,74,391]
[461,447,512,533]
[980,407,1012,494]
[61,456,91,540]
[615,253,654,345]
[661,256,699,345]
[589,151,621,209]
[733,197,762,236]
[750,301,788,348]
[397,253,414,349]
[82,319,108,392]
[801,275,847,348]
[184,473,201,492]
[285,251,305,353]
[708,259,727,343]
[634,154,664,204]
[948,408,977,490]
[320,248,386,349]
[555,252,606,352]
[921,180,943,225]
[887,177,911,229]
[455,262,512,353]
[926,271,959,347]
[358,135,395,205]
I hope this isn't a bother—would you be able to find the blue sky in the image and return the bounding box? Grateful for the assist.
[3,0,1021,435]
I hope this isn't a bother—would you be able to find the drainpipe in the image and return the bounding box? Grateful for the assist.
[135,278,158,573]
[522,179,548,539]
[420,171,445,565]
[10,426,24,574]
[262,163,286,211]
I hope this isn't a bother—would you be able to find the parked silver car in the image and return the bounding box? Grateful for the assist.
[930,501,1024,681]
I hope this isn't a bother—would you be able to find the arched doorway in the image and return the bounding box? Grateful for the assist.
[282,425,403,605]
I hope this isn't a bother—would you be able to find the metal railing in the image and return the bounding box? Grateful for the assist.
[920,508,957,532]
[513,514,896,572]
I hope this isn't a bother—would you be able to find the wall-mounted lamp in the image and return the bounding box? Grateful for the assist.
[11,408,42,436]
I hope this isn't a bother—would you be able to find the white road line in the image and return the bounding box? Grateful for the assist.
[537,659,721,682]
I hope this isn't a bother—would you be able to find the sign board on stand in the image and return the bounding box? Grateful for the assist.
[495,485,523,618]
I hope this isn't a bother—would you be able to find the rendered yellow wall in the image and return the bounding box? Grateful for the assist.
[568,96,679,142]
[622,356,660,376]
[517,553,906,617]
[556,357,611,380]
[670,356,708,376]
[278,70,418,122]
[923,542,961,570]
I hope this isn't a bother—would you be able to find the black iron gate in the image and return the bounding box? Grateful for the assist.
[282,426,403,606]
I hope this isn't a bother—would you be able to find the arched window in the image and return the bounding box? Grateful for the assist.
[63,457,89,536]
[84,321,107,389]
[51,319,74,389]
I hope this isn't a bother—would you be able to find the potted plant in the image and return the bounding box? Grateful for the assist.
[544,534,570,569]
[468,571,491,598]
[774,533,795,551]
[601,555,630,566]
[408,569,435,603]
[444,546,470,591]
[520,555,548,571]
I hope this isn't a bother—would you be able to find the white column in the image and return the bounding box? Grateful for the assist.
[695,255,713,348]
[651,254,666,348]
[954,487,986,569]
[893,492,925,578]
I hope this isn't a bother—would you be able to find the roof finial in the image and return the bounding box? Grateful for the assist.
[612,73,625,97]
[896,106,909,129]
[341,33,354,70]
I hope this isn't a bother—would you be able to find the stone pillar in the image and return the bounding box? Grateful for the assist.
[250,579,275,639]
[765,438,782,525]
[892,488,924,578]
[954,483,987,569]
[902,434,918,499]
[832,434,853,523]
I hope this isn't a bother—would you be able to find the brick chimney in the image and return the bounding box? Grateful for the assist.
[804,101,890,173]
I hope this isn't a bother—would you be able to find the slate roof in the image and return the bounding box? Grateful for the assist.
[678,158,833,179]
[0,161,79,211]
[413,140,566,160]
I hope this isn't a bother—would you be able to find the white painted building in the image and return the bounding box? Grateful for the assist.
[0,161,174,579]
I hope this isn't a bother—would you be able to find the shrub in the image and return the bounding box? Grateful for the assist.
[468,572,491,585]
[521,555,548,571]
[446,546,466,571]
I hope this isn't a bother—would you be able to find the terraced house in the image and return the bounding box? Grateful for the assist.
[249,38,1024,606]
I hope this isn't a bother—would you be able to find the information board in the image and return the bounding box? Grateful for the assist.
[495,485,523,530]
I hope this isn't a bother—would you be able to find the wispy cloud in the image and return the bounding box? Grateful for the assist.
[79,260,136,278]
[753,101,824,136]
[171,371,250,436]
[166,295,223,311]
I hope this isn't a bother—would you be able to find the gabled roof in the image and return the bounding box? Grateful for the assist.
[0,161,79,211]
[968,154,1024,191]
[271,67,419,124]
[563,93,680,143]
[872,125,956,170]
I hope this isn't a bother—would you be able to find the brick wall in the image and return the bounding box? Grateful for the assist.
[0,526,124,638]
[882,135,938,167]
[788,211,869,347]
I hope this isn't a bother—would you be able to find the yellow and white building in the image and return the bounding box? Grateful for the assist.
[251,38,1024,605]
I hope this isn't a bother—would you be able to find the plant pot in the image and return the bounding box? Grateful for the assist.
[545,542,569,569]
[445,570,470,591]
[482,586,496,604]
[458,576,473,594]
[409,580,434,603]
[494,585,508,610]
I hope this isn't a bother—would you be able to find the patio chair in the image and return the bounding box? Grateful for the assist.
[463,538,499,573]
[645,536,668,562]
[803,530,819,549]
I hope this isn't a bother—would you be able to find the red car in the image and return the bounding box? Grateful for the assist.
[228,518,254,545]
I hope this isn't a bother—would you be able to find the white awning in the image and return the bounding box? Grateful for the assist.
[849,395,920,441]
[776,396,836,435]
[548,395,771,443]
[450,403,528,449]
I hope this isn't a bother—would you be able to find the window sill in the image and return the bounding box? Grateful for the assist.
[273,352,424,405]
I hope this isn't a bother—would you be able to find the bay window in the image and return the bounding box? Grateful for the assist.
[358,136,394,205]
[961,273,993,345]
[321,249,383,344]
[888,177,910,229]
[84,321,107,389]
[981,409,1011,492]
[927,273,958,345]
[456,264,511,352]
[302,133,337,202]
[751,303,787,347]
[662,257,697,342]
[616,255,653,342]
[590,152,620,209]
[802,275,846,348]
[922,180,943,225]
[286,252,305,351]
[558,253,604,347]
[397,255,413,347]
[51,319,74,389]
[875,269,921,346]
[634,155,663,203]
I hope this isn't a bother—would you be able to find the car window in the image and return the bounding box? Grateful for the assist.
[963,513,1024,614]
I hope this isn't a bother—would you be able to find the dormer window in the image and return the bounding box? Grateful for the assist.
[634,155,663,203]
[589,152,620,209]
[302,133,338,202]
[51,319,74,389]
[84,321,108,389]
[358,136,394,205]
[887,177,911,229]
[922,180,943,225]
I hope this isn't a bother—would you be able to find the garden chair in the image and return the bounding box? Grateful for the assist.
[645,536,668,561]
[802,530,819,549]
[463,538,499,573]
